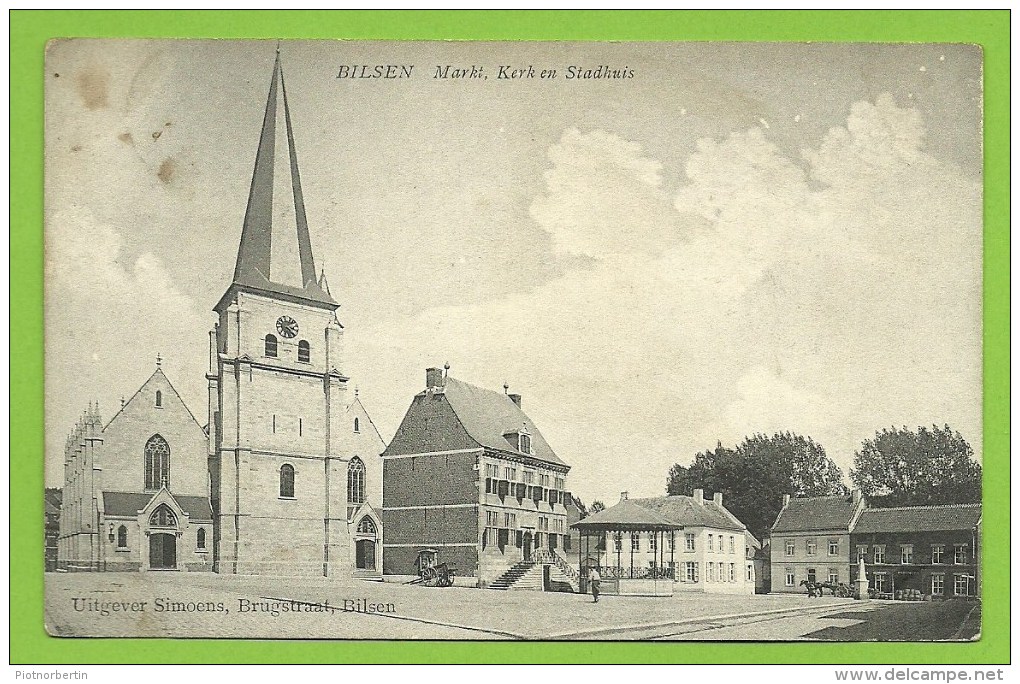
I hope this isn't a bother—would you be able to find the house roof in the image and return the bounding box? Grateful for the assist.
[572,499,681,530]
[103,491,213,522]
[442,377,567,468]
[633,495,747,532]
[772,494,860,533]
[853,504,982,534]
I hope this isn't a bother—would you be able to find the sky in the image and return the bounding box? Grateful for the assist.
[44,40,983,503]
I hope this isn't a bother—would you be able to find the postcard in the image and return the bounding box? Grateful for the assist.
[43,38,983,642]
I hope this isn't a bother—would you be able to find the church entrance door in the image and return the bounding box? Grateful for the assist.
[149,533,177,569]
[523,532,533,562]
[355,539,375,570]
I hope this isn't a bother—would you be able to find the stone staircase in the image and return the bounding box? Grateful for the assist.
[489,561,540,590]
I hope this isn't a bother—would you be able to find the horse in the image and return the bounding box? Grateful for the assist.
[800,579,822,597]
[816,581,853,598]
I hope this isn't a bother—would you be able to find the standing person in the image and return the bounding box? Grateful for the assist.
[589,566,602,603]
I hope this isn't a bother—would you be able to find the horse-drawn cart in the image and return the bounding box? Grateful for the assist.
[414,562,456,587]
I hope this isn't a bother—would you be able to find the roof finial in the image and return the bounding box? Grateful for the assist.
[120,396,126,409]
[444,362,451,378]
[156,353,162,367]
[354,386,359,398]
[503,381,509,394]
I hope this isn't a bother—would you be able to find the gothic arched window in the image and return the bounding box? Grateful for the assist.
[144,434,170,490]
[353,417,360,433]
[117,525,128,548]
[155,390,162,407]
[197,528,206,550]
[348,457,366,505]
[357,517,376,536]
[297,340,310,363]
[265,334,278,358]
[149,504,177,527]
[280,463,295,498]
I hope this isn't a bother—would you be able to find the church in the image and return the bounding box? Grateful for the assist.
[56,52,386,578]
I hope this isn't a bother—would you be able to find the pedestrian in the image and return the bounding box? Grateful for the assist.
[589,566,601,603]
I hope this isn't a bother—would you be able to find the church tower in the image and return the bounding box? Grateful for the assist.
[208,51,351,576]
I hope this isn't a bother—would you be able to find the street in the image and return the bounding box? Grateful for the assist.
[44,573,979,641]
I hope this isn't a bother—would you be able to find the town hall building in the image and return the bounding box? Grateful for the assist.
[381,368,576,589]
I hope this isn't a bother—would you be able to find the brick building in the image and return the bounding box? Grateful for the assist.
[769,491,866,593]
[850,504,981,599]
[381,369,573,588]
[56,365,214,573]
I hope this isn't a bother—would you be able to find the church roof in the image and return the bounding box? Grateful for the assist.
[217,51,337,313]
[103,491,213,522]
[442,377,568,468]
[103,366,204,434]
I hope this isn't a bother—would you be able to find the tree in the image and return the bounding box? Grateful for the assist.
[666,432,848,541]
[850,425,981,507]
[589,500,606,515]
[573,496,589,519]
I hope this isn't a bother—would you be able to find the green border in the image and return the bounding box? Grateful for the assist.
[11,10,1009,665]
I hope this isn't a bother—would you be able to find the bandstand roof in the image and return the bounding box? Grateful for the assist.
[571,499,681,531]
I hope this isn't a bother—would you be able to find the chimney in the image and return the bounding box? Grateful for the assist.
[620,491,628,502]
[508,393,522,408]
[782,493,791,508]
[425,367,444,389]
[713,492,723,506]
[693,488,704,505]
[852,489,862,505]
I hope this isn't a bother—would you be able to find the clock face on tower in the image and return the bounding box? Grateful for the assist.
[276,315,299,338]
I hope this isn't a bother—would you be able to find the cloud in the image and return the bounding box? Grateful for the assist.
[45,208,210,482]
[529,128,686,260]
[355,95,981,505]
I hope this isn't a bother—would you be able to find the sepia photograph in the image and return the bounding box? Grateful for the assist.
[42,38,983,642]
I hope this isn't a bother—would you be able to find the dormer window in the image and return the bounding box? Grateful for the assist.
[503,426,532,454]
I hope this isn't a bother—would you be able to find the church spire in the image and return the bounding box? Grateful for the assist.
[219,49,337,312]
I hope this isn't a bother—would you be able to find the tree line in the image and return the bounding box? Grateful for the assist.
[662,425,981,542]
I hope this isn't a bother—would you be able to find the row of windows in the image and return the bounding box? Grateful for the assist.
[783,538,841,556]
[484,478,568,506]
[865,572,972,596]
[112,513,207,551]
[264,335,311,362]
[483,463,563,489]
[679,561,741,583]
[854,544,970,565]
[279,457,368,502]
[784,567,841,586]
